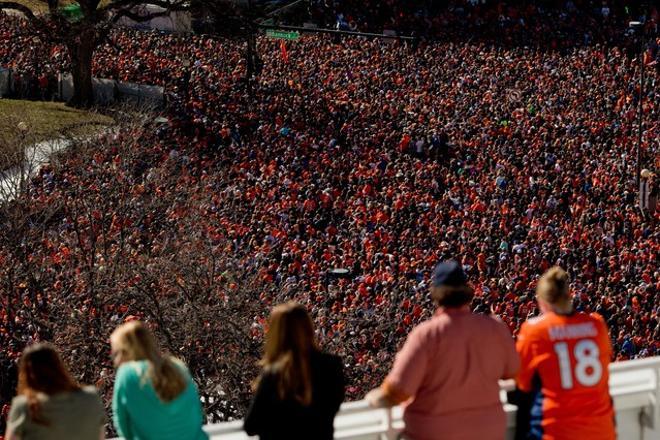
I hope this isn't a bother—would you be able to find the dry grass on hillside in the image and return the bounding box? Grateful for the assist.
[0,99,114,169]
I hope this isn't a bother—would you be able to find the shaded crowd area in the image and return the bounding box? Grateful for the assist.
[307,0,655,38]
[0,0,659,432]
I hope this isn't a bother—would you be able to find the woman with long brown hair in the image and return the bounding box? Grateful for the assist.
[244,301,345,440]
[110,321,208,440]
[4,343,106,440]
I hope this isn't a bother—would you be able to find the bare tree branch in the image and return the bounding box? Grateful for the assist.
[111,7,172,23]
[0,2,38,20]
[101,0,188,13]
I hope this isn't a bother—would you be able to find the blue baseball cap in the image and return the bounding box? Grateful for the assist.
[431,261,468,288]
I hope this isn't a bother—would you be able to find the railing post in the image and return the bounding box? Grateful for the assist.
[637,361,660,435]
[653,363,660,430]
[384,407,397,440]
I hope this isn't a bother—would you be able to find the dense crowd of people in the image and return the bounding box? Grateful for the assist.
[0,0,659,432]
[309,0,659,38]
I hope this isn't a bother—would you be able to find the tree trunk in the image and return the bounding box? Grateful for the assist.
[68,30,96,108]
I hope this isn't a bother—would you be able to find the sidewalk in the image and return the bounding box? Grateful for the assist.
[0,137,70,202]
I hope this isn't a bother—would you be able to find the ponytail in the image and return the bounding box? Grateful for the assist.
[537,267,572,312]
[150,357,187,402]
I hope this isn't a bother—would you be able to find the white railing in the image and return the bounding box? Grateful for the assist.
[111,356,660,440]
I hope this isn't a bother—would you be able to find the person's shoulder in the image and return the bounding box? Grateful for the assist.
[586,311,606,324]
[478,313,514,333]
[116,360,147,383]
[409,314,462,345]
[10,394,28,411]
[314,350,340,361]
[413,315,444,336]
[76,386,105,411]
[79,385,100,396]
[117,359,146,372]
[313,351,344,385]
[474,312,507,325]
[258,366,277,383]
[313,351,343,370]
[169,356,191,375]
[523,314,547,326]
[583,311,610,334]
[79,386,103,401]
[8,395,29,430]
[518,314,549,337]
[560,310,604,326]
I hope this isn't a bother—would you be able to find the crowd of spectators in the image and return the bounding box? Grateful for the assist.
[0,15,61,99]
[0,0,658,429]
[308,0,659,41]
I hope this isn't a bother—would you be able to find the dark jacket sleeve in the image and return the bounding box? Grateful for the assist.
[509,373,542,440]
[509,388,533,440]
[244,374,274,436]
[329,355,346,414]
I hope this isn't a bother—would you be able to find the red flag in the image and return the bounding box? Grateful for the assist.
[280,40,288,63]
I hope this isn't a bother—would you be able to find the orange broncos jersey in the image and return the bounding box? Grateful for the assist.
[516,311,616,440]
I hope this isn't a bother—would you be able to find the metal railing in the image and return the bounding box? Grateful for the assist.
[111,356,660,440]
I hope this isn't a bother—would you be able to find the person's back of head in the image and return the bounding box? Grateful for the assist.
[430,260,474,308]
[261,301,316,406]
[536,266,572,314]
[110,321,186,402]
[18,343,80,425]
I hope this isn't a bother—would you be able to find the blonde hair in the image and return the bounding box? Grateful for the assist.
[111,321,186,402]
[258,302,316,406]
[537,267,572,312]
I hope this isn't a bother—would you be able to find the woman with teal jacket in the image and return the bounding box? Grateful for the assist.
[110,321,208,440]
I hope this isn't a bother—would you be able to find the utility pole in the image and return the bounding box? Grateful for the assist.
[246,0,255,97]
[629,21,644,188]
[637,38,644,188]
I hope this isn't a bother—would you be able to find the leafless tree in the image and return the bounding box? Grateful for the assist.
[0,114,265,433]
[0,0,188,107]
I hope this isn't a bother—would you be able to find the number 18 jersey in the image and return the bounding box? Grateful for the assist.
[516,311,615,440]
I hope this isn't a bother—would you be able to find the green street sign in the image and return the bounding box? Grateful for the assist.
[59,3,83,21]
[266,30,300,40]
